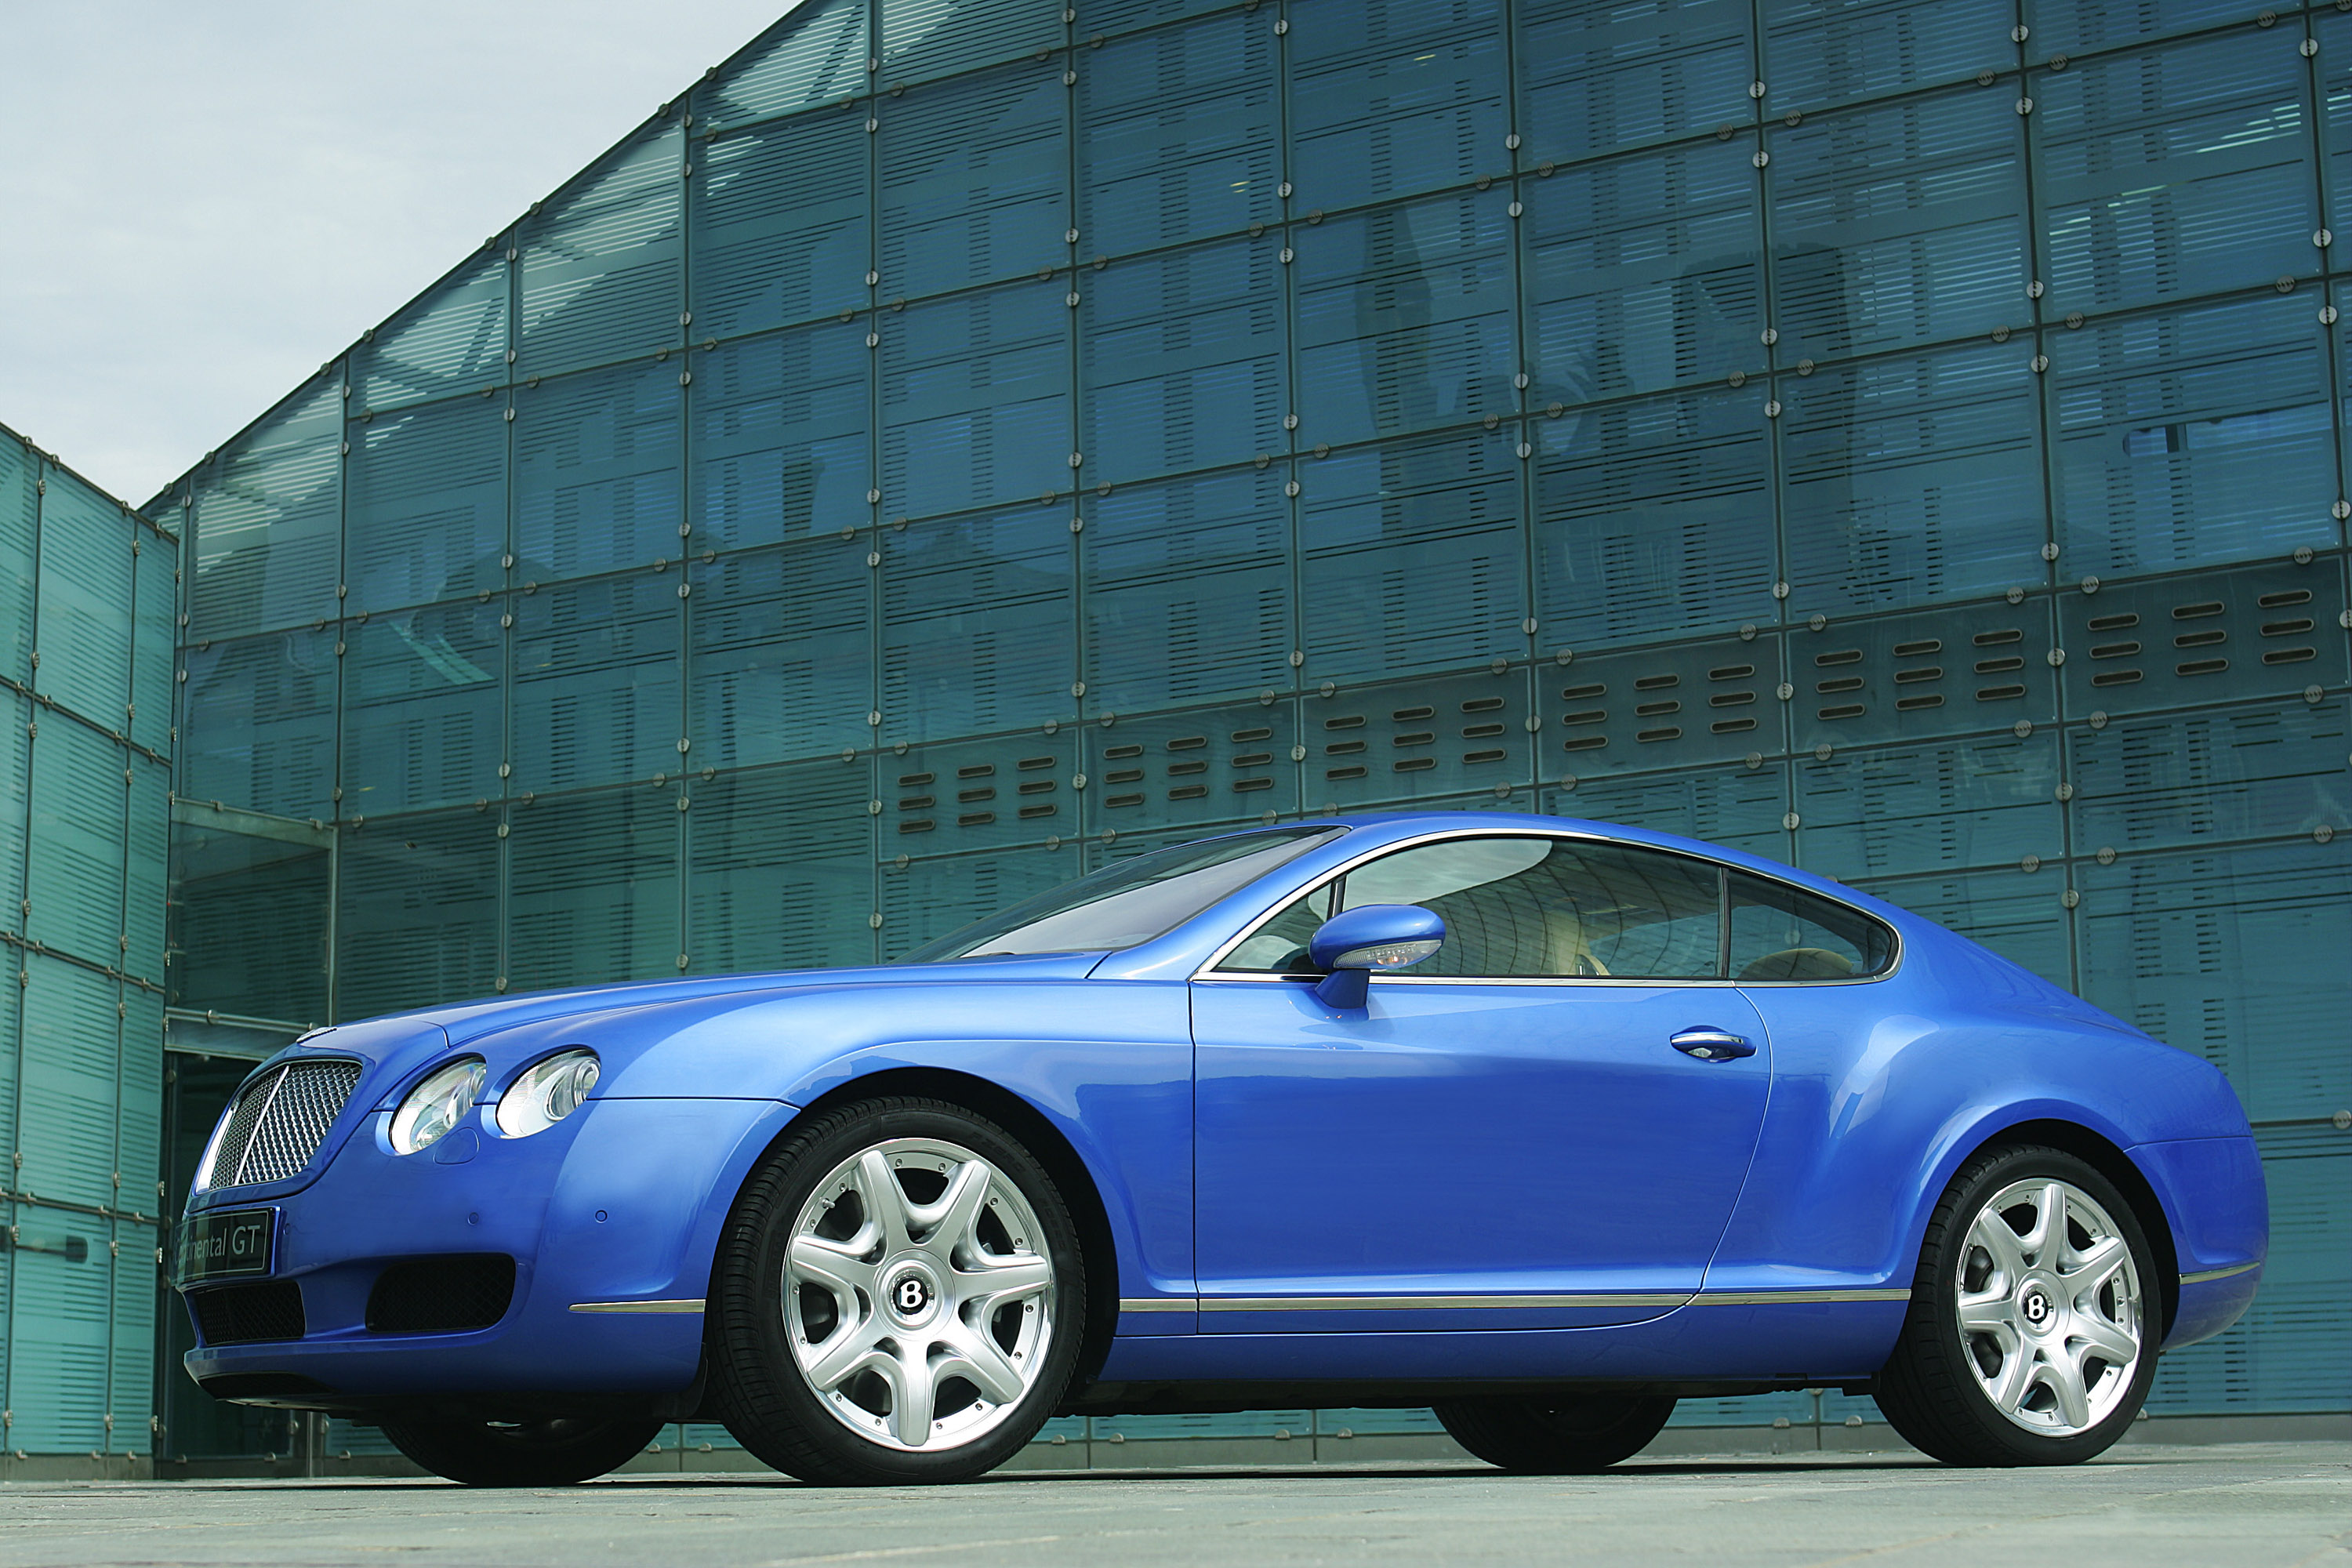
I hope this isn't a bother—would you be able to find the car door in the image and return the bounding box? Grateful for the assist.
[1190,832,1772,1332]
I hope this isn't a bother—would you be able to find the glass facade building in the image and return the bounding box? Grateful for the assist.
[152,0,2346,1454]
[0,422,174,1468]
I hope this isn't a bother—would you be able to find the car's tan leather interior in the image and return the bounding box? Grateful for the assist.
[1543,911,1610,977]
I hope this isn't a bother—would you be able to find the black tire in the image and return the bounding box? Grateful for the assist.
[1433,1396,1677,1473]
[377,1415,662,1486]
[711,1096,1089,1486]
[1876,1144,2160,1467]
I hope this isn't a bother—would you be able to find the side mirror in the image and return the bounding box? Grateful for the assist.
[1308,904,1446,1009]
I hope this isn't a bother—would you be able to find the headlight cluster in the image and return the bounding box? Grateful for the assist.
[494,1050,601,1138]
[386,1049,597,1155]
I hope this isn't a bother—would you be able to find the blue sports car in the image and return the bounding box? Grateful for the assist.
[173,812,2266,1485]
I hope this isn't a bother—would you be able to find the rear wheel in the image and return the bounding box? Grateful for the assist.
[377,1415,661,1486]
[1433,1396,1676,1473]
[1876,1145,2158,1466]
[711,1097,1086,1486]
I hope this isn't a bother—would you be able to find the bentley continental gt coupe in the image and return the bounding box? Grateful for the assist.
[173,812,2266,1486]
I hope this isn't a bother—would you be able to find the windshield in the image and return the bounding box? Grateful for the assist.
[898,827,1346,962]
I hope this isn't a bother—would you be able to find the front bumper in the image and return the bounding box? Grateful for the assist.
[180,1095,796,1406]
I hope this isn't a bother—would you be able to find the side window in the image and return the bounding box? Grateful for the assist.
[1218,884,1335,973]
[1728,874,1894,981]
[1334,836,1723,979]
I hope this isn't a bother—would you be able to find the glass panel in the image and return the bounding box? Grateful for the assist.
[693,320,871,552]
[879,278,1071,517]
[880,59,1067,296]
[1077,12,1280,252]
[1338,834,1723,978]
[1518,0,1753,164]
[1288,0,1507,210]
[515,362,682,580]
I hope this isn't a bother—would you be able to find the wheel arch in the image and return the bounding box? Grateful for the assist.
[1955,1117,2181,1338]
[703,1065,1123,1403]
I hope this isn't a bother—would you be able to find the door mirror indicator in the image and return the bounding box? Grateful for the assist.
[1308,904,1446,1008]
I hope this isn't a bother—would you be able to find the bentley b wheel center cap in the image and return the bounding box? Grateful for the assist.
[883,1259,943,1327]
[2017,1279,2058,1334]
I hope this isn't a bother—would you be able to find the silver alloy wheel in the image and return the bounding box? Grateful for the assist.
[782,1136,1056,1451]
[1956,1177,2143,1436]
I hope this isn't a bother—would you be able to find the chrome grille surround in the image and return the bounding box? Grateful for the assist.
[200,1059,365,1189]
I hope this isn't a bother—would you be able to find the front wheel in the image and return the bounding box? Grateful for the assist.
[1876,1145,2158,1466]
[377,1415,662,1486]
[710,1097,1087,1486]
[1433,1396,1676,1473]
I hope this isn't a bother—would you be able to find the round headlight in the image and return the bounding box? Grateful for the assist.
[390,1059,486,1155]
[495,1050,600,1138]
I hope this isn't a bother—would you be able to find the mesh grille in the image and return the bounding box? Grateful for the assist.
[367,1254,517,1334]
[207,1059,364,1189]
[191,1280,306,1345]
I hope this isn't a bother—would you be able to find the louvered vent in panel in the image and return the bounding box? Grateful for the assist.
[1295,189,1515,448]
[340,605,500,817]
[887,731,1074,855]
[880,508,1072,742]
[879,281,1070,517]
[1079,236,1285,484]
[2071,699,2351,854]
[1287,0,1506,211]
[1781,343,2042,615]
[1759,0,2002,113]
[512,573,681,793]
[1787,603,2056,748]
[880,60,1066,297]
[1516,0,1750,163]
[881,0,1060,89]
[2078,842,2350,1123]
[1766,89,2024,361]
[2031,0,2251,59]
[1301,428,1524,685]
[879,844,1069,960]
[177,629,336,822]
[19,949,123,1207]
[1308,668,1532,811]
[507,786,679,993]
[518,125,683,379]
[356,256,509,412]
[336,811,499,1022]
[347,397,506,609]
[2058,561,2348,717]
[1076,12,1279,252]
[688,758,875,974]
[34,481,133,725]
[1525,136,1759,407]
[514,363,682,581]
[2052,296,2332,579]
[693,109,867,339]
[1794,731,2060,881]
[26,719,126,966]
[1544,634,1783,778]
[189,380,343,640]
[0,438,34,677]
[1083,466,1290,712]
[1090,702,1298,829]
[688,539,872,770]
[1543,762,1790,860]
[692,321,870,552]
[1534,388,1774,648]
[702,0,868,132]
[2036,31,2316,319]
[1857,867,2070,986]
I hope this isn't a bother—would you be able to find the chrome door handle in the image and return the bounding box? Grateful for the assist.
[1671,1026,1755,1062]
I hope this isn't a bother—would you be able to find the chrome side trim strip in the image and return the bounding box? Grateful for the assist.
[1117,1298,1196,1313]
[568,1298,706,1315]
[1690,1287,1914,1305]
[1198,1294,1691,1312]
[2180,1261,2261,1287]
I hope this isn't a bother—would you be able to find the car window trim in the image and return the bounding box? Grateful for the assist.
[1190,826,1901,986]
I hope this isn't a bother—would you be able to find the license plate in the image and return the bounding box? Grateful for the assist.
[176,1207,276,1287]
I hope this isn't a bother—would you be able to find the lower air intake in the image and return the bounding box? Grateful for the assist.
[366,1254,517,1334]
[192,1280,306,1345]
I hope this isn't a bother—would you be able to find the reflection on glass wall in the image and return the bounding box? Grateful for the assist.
[153,0,2347,1425]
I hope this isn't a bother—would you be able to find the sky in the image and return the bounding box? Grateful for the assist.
[1,0,802,505]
